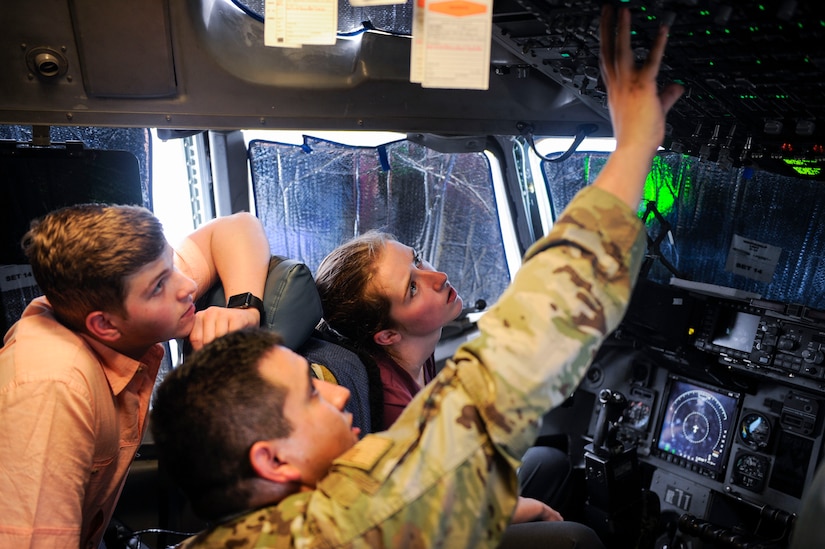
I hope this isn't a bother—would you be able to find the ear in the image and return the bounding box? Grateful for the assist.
[249,440,302,484]
[373,328,401,347]
[85,311,122,342]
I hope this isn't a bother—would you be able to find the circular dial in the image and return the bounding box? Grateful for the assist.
[739,412,771,450]
[661,389,729,457]
[732,451,770,492]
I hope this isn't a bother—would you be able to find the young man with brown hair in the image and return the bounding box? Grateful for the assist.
[0,204,271,548]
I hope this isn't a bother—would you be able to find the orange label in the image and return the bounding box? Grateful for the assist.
[428,1,487,17]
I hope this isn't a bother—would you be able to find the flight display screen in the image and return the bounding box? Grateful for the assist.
[656,377,740,476]
[711,310,760,353]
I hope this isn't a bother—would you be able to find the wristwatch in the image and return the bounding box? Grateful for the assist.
[226,292,266,325]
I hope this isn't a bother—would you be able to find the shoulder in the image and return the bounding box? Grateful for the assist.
[2,299,103,390]
[181,499,310,548]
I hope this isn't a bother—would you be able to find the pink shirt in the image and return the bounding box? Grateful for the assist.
[0,242,209,549]
[375,353,437,430]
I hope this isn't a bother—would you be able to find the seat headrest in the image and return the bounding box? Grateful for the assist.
[197,255,323,350]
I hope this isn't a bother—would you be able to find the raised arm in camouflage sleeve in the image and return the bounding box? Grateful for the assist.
[181,184,646,549]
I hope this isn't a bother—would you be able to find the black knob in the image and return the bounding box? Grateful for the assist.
[778,338,796,351]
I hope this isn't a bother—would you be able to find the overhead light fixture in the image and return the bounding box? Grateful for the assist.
[25,46,68,80]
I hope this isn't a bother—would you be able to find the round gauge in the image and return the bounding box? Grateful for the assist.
[731,451,770,492]
[739,412,771,451]
[662,389,729,456]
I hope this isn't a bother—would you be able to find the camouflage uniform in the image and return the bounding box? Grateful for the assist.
[179,186,646,548]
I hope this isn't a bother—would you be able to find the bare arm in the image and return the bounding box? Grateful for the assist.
[185,212,271,350]
[510,496,563,524]
[593,6,684,208]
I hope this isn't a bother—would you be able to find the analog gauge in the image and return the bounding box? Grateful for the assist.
[739,412,771,451]
[731,451,770,492]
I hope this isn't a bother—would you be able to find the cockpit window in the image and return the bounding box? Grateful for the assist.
[541,152,825,310]
[248,135,510,308]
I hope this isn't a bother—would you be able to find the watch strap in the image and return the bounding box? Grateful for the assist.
[226,292,266,325]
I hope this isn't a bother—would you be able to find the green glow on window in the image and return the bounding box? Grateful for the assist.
[639,156,682,217]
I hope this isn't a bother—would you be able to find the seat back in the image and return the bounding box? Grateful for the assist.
[196,255,323,350]
[194,254,379,434]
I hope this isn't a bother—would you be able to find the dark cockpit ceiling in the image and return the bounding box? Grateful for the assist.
[1,0,823,179]
[492,0,825,179]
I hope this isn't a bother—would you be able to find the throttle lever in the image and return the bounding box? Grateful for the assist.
[591,389,627,455]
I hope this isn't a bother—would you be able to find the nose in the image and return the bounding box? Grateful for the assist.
[175,270,198,300]
[422,268,449,289]
[315,379,351,411]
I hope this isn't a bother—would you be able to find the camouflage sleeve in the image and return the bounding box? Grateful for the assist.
[457,184,646,462]
[181,186,646,549]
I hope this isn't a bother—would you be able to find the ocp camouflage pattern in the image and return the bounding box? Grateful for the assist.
[178,185,646,548]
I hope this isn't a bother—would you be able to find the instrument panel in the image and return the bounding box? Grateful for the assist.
[578,279,825,537]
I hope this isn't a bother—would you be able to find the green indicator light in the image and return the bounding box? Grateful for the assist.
[647,15,657,21]
[756,59,762,64]
[724,28,731,34]
[709,61,715,66]
[640,5,647,11]
[783,159,822,176]
[700,10,709,16]
[561,52,570,57]
[758,4,765,11]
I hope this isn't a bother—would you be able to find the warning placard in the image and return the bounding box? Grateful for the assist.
[724,234,781,283]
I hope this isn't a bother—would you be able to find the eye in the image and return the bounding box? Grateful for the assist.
[151,278,166,296]
[409,279,418,298]
[412,251,422,267]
